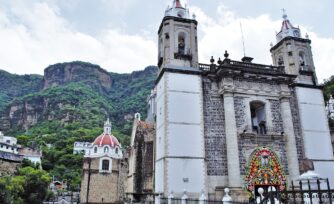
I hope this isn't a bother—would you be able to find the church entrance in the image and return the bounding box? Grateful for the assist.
[244,147,287,200]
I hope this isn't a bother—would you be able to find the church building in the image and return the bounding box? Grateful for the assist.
[150,0,334,200]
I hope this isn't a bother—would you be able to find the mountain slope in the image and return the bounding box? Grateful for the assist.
[0,61,157,190]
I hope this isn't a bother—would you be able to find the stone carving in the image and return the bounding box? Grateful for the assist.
[203,79,227,176]
[234,78,280,93]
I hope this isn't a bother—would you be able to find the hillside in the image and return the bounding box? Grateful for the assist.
[0,62,157,135]
[0,62,157,190]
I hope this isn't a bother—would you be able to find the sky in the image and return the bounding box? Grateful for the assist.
[0,0,333,82]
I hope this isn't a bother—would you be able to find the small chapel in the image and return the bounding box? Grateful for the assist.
[80,119,127,204]
[142,0,334,201]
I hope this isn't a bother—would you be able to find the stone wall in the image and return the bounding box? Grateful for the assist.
[238,134,289,176]
[125,121,154,202]
[290,90,304,162]
[234,96,247,130]
[0,159,20,176]
[269,100,284,133]
[203,78,227,176]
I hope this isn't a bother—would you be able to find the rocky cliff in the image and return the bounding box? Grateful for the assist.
[43,61,112,92]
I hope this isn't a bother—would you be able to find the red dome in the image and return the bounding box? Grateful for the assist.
[93,134,120,147]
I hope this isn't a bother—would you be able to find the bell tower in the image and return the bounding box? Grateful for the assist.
[271,10,334,184]
[155,0,206,198]
[270,10,317,85]
[158,0,199,69]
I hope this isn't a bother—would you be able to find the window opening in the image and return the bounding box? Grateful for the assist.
[250,101,267,134]
[102,160,109,171]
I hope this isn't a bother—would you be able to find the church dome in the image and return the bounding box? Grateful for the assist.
[93,133,120,147]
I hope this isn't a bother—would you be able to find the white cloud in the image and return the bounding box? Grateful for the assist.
[0,1,157,75]
[192,5,334,82]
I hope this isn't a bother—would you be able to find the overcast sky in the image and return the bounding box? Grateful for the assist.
[0,0,333,82]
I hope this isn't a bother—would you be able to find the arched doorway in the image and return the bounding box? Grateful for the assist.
[244,147,287,199]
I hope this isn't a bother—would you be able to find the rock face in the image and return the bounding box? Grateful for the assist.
[44,62,112,92]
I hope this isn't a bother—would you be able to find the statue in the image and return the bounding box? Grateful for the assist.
[178,38,185,54]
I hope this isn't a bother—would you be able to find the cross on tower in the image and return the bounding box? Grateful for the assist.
[282,8,288,19]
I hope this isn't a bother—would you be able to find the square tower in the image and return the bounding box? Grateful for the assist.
[155,0,206,198]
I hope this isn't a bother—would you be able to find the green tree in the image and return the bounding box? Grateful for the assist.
[0,167,52,204]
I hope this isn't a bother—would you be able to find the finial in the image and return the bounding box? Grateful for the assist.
[210,56,215,64]
[192,13,196,20]
[270,42,273,47]
[282,8,288,20]
[224,50,229,59]
[217,58,223,65]
[305,33,309,39]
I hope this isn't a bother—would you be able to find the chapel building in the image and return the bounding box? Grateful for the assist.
[80,119,127,204]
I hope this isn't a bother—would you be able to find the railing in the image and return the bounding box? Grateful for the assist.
[228,60,284,73]
[199,60,285,74]
[160,198,247,204]
[258,178,334,204]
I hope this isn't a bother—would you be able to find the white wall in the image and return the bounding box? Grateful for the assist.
[155,72,206,196]
[24,156,41,164]
[167,158,206,194]
[296,87,334,186]
[296,87,333,159]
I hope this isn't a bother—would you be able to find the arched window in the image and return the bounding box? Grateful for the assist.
[178,32,186,55]
[102,160,110,171]
[250,101,266,134]
[94,147,97,153]
[115,148,118,154]
[104,147,109,153]
[299,52,306,70]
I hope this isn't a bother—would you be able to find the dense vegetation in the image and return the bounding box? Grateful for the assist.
[0,62,157,195]
[0,160,53,204]
[0,70,43,111]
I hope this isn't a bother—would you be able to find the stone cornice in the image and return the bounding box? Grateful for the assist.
[270,36,312,51]
[291,83,324,90]
[158,16,198,34]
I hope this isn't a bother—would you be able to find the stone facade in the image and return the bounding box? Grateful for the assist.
[80,158,125,204]
[133,0,334,200]
[203,79,227,176]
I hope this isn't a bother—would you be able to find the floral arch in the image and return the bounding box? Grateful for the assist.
[244,147,287,197]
